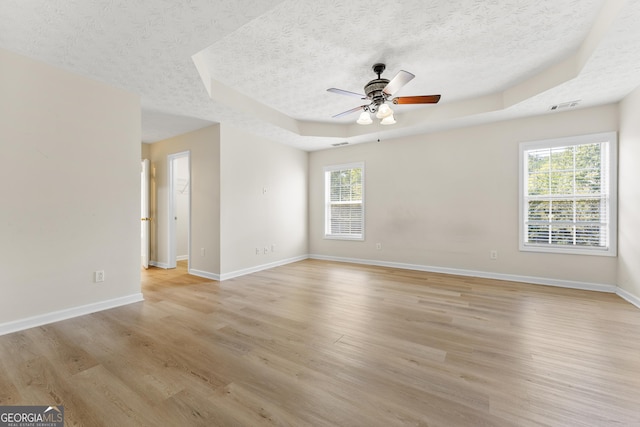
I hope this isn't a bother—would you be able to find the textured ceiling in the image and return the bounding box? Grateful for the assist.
[2,0,639,151]
[199,0,601,120]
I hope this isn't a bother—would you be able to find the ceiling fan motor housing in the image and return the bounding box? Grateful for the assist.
[364,63,390,110]
[364,79,389,109]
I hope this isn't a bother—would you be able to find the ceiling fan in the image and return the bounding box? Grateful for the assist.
[327,63,441,125]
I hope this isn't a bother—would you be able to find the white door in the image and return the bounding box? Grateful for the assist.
[168,151,190,269]
[141,159,150,269]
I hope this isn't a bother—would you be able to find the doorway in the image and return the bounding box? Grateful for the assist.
[168,151,191,269]
[141,159,150,269]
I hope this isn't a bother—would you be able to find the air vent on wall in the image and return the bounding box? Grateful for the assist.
[331,142,349,147]
[550,100,580,111]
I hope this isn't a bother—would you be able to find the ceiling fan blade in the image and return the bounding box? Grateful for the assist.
[327,88,367,99]
[332,105,367,118]
[392,95,441,105]
[382,70,415,96]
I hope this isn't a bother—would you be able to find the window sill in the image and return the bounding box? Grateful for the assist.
[324,235,364,241]
[520,244,616,257]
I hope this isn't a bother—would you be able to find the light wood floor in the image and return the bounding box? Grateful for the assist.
[1,260,640,426]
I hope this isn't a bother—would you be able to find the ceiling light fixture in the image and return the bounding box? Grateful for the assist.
[357,103,396,125]
[380,114,396,125]
[356,91,397,125]
[357,111,373,125]
[375,103,393,119]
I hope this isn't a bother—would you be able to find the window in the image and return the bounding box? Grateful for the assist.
[324,163,364,240]
[519,132,617,256]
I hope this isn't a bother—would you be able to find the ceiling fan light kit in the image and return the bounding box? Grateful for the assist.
[357,111,373,125]
[375,103,393,119]
[328,63,441,126]
[380,114,396,125]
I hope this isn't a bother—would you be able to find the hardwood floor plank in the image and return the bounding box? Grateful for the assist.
[0,360,21,406]
[1,259,640,426]
[70,364,165,426]
[27,324,100,375]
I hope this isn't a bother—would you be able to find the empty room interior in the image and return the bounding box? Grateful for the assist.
[2,1,640,426]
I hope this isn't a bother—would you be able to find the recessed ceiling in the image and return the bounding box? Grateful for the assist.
[2,0,639,151]
[198,0,600,120]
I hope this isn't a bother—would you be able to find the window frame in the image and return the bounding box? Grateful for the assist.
[324,162,365,241]
[518,132,617,257]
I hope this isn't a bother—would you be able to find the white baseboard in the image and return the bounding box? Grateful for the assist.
[150,260,220,281]
[149,260,170,269]
[617,287,640,309]
[220,255,308,281]
[189,268,220,281]
[309,254,618,294]
[0,293,144,337]
[177,255,189,261]
[3,257,636,338]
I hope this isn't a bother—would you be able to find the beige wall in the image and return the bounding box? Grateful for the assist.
[618,86,640,300]
[148,125,220,275]
[2,47,636,335]
[220,124,308,276]
[310,105,619,287]
[141,142,151,160]
[0,48,141,326]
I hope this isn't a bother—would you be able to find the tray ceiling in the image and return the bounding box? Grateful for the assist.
[2,0,639,150]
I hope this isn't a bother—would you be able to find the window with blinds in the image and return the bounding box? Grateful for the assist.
[324,163,364,240]
[519,132,617,256]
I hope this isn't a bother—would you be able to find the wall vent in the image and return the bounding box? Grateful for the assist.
[550,100,580,111]
[331,142,349,147]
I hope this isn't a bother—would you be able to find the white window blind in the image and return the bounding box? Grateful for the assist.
[519,132,617,256]
[324,163,364,240]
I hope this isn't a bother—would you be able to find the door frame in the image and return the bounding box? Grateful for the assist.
[168,151,191,269]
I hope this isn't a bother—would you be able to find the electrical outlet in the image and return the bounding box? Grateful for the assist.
[490,250,498,260]
[95,270,105,282]
[255,247,260,255]
[264,247,269,254]
[376,243,382,250]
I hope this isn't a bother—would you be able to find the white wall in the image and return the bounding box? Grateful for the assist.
[220,123,308,277]
[148,125,220,275]
[0,48,142,328]
[618,87,640,302]
[309,105,619,287]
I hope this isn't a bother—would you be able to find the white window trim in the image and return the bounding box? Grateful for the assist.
[324,162,365,241]
[518,132,617,257]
